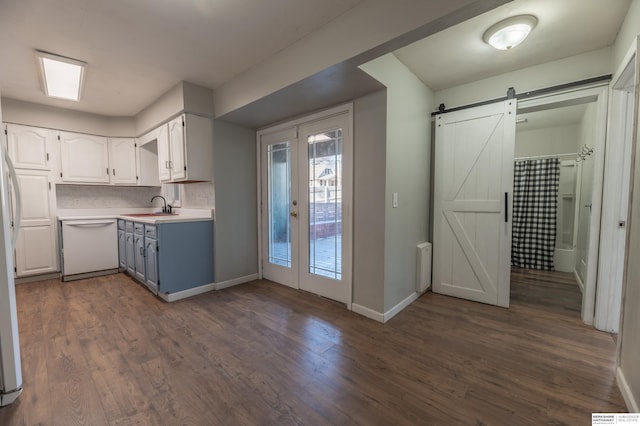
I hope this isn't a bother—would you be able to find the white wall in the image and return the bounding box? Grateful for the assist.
[353,90,387,313]
[614,0,640,68]
[212,120,258,283]
[614,0,640,412]
[360,54,433,312]
[435,48,612,110]
[1,98,135,137]
[136,81,214,136]
[515,124,580,158]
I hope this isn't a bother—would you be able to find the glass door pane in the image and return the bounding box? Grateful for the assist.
[307,129,342,280]
[268,142,292,268]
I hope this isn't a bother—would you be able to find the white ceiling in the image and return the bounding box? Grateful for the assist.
[0,0,633,123]
[0,0,366,116]
[394,0,631,91]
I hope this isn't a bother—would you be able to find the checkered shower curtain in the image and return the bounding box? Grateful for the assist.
[511,158,561,270]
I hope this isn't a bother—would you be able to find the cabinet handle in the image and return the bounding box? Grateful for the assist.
[112,169,116,176]
[168,160,173,169]
[139,246,144,256]
[165,160,169,169]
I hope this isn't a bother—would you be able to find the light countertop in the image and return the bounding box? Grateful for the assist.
[57,208,214,224]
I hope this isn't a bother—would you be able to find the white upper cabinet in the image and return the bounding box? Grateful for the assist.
[5,124,53,171]
[156,113,213,183]
[59,132,110,184]
[156,124,171,182]
[168,116,187,181]
[137,130,161,187]
[108,138,137,185]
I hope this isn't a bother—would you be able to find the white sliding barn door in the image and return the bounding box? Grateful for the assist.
[433,100,516,307]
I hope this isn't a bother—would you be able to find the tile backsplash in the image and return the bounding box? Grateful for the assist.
[56,185,161,209]
[181,182,215,208]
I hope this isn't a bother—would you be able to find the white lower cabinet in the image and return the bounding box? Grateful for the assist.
[15,226,57,277]
[11,170,58,277]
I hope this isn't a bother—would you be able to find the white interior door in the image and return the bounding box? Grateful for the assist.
[433,100,516,307]
[260,108,352,305]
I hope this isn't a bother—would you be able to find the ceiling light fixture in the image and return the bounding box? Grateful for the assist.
[483,15,537,50]
[35,51,86,101]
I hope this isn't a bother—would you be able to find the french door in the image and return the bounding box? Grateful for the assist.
[432,100,516,307]
[260,109,352,304]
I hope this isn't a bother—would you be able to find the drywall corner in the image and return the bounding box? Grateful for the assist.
[352,89,387,314]
[212,120,258,282]
[359,53,434,313]
[183,81,214,117]
[135,82,185,135]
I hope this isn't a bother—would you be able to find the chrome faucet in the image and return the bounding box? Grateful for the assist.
[150,195,167,213]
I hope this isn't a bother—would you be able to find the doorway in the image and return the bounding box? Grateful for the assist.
[258,105,353,305]
[512,101,596,318]
[432,85,609,325]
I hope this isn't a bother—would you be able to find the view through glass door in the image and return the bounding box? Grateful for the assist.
[260,110,352,304]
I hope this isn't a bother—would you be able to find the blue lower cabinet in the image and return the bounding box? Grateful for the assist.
[156,221,214,294]
[123,220,214,299]
[118,229,126,270]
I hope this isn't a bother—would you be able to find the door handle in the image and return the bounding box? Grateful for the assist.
[504,192,509,223]
[290,211,298,218]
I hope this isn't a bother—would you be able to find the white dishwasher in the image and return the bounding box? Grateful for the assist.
[60,219,119,281]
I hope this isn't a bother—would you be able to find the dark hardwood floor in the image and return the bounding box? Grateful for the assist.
[0,271,626,425]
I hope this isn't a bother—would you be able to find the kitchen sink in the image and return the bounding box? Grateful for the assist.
[122,213,177,217]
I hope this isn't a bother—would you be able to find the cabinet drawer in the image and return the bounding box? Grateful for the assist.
[118,219,125,230]
[134,223,144,235]
[125,221,134,232]
[145,225,157,239]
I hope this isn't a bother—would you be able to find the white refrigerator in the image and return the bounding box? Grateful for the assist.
[0,98,23,406]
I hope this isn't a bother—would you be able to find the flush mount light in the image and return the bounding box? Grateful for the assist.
[483,15,537,50]
[35,51,86,101]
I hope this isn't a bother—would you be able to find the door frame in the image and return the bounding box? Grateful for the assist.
[595,39,638,333]
[517,84,609,325]
[256,103,354,309]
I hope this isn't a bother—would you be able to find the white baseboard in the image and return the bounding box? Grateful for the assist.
[351,303,385,323]
[352,292,419,324]
[215,273,259,290]
[15,272,60,284]
[384,292,418,322]
[574,270,585,293]
[617,367,639,412]
[158,282,216,302]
